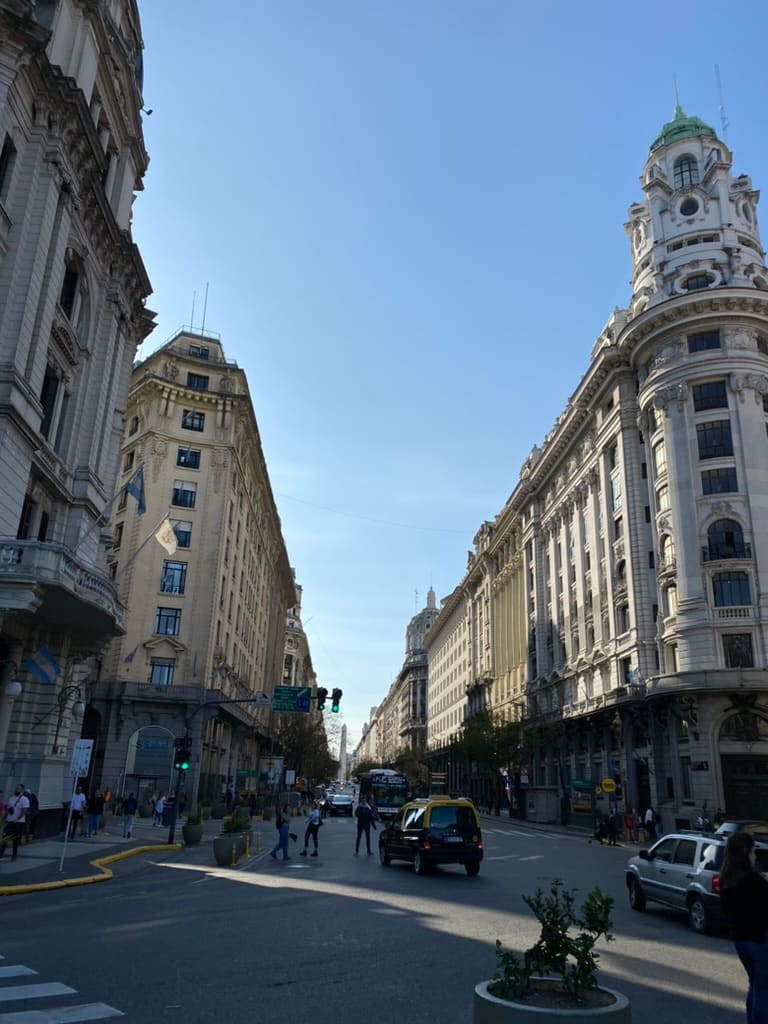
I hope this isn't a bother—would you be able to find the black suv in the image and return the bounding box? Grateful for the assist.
[378,797,483,875]
[626,830,768,933]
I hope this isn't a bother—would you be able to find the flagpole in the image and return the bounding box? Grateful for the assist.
[71,465,145,556]
[113,511,175,585]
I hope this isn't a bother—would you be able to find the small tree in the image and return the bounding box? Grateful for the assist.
[492,880,614,1002]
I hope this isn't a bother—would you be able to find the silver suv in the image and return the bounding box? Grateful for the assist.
[626,831,768,934]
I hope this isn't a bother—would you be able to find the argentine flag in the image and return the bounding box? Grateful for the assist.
[22,644,62,685]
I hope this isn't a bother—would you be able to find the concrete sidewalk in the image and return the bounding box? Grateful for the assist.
[0,814,198,894]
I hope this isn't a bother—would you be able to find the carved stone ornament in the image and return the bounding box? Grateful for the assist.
[151,438,167,481]
[653,382,687,416]
[220,375,235,393]
[731,373,768,404]
[725,326,758,351]
[212,448,228,495]
[708,500,735,516]
[163,358,179,380]
[652,338,684,369]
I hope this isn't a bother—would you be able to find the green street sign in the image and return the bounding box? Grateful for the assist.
[272,685,311,714]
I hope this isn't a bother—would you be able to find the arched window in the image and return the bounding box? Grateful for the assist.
[707,519,747,559]
[660,534,676,568]
[674,155,700,189]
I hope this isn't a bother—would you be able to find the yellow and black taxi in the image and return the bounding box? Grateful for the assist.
[378,795,483,876]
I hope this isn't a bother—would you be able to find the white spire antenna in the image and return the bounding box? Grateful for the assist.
[201,282,209,334]
[715,64,729,142]
[414,588,418,612]
[190,289,196,328]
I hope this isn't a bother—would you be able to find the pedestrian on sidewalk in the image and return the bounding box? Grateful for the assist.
[23,787,38,844]
[592,812,607,845]
[0,785,30,861]
[354,797,376,855]
[300,801,321,857]
[719,832,768,1024]
[122,792,138,838]
[270,805,291,860]
[644,806,657,843]
[607,808,618,846]
[69,787,86,839]
[87,790,104,837]
[153,792,165,827]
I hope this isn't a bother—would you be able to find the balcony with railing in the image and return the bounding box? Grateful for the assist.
[0,540,125,631]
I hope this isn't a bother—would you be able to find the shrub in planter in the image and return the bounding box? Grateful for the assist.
[201,804,212,820]
[182,813,203,847]
[474,880,629,1023]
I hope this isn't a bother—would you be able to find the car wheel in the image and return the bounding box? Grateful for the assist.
[379,843,391,867]
[465,861,480,876]
[413,852,427,875]
[689,897,709,934]
[628,876,646,911]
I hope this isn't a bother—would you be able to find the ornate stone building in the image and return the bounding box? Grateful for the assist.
[0,0,153,824]
[95,329,295,804]
[486,107,768,828]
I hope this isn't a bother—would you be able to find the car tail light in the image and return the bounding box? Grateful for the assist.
[423,839,432,850]
[711,874,720,894]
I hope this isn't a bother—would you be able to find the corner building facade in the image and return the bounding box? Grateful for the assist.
[493,105,768,823]
[95,329,294,805]
[436,109,768,829]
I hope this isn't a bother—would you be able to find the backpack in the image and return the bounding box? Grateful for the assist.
[28,792,39,812]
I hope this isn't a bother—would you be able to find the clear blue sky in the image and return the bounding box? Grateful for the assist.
[133,1,768,751]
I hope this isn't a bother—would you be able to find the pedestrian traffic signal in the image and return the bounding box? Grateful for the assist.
[316,687,328,710]
[331,688,342,713]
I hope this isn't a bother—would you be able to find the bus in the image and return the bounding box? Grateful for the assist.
[357,768,409,822]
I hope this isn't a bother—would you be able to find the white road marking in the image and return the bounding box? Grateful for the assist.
[0,985,75,1004]
[0,1003,124,1022]
[0,971,36,980]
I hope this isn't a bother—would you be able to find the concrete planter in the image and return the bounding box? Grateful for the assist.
[213,834,241,867]
[473,983,631,1024]
[181,821,204,846]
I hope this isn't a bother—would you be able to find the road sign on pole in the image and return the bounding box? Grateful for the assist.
[69,739,94,779]
[272,686,311,713]
[251,691,271,707]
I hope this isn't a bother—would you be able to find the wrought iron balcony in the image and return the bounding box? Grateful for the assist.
[701,543,752,561]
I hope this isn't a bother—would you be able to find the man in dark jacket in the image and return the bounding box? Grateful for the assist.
[354,798,376,856]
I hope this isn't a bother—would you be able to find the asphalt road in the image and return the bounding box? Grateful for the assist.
[0,816,749,1023]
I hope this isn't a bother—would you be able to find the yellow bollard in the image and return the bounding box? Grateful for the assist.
[244,832,250,856]
[231,841,237,867]
[254,832,262,852]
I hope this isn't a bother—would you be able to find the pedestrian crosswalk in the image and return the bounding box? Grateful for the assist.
[0,956,123,1022]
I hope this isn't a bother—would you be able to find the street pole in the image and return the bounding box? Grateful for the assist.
[167,761,186,845]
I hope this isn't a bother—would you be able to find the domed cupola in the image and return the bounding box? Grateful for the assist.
[624,106,767,315]
[648,105,717,152]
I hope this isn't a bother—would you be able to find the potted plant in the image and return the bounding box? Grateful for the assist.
[474,880,630,1024]
[212,812,251,867]
[201,803,212,820]
[182,812,204,847]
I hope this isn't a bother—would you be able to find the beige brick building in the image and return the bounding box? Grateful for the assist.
[94,328,294,806]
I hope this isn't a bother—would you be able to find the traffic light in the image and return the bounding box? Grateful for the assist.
[316,686,328,711]
[331,688,342,713]
[174,736,192,771]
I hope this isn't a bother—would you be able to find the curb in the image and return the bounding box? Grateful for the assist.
[0,843,181,897]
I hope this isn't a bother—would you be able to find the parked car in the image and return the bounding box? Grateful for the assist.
[715,820,768,840]
[328,794,353,817]
[626,830,768,933]
[378,796,483,876]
